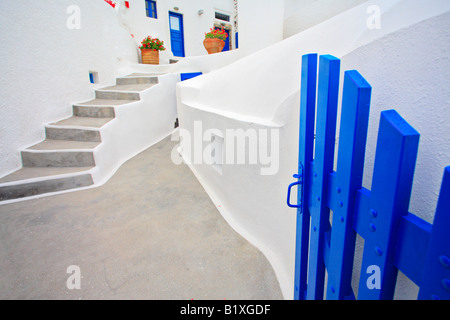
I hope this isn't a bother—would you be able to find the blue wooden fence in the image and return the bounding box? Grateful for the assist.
[180,72,203,81]
[287,53,450,300]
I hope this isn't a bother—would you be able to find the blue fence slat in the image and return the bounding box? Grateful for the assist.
[418,166,450,300]
[357,109,420,300]
[353,186,434,289]
[180,72,203,81]
[326,70,372,300]
[353,187,433,286]
[306,55,340,300]
[293,53,317,300]
[288,53,449,300]
[394,213,432,285]
[351,187,371,239]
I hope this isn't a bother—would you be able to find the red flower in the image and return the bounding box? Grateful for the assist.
[204,27,228,40]
[139,36,166,51]
[104,0,116,8]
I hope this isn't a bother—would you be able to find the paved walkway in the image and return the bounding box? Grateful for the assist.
[0,135,282,300]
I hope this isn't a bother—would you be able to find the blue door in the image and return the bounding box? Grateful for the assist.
[215,27,230,52]
[169,12,185,57]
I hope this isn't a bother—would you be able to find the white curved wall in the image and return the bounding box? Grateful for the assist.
[342,11,450,224]
[177,0,450,299]
[237,0,284,56]
[283,0,369,38]
[180,0,449,126]
[92,74,179,186]
[0,0,138,178]
[342,11,450,298]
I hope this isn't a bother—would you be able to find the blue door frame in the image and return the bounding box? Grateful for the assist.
[169,12,185,57]
[214,27,230,52]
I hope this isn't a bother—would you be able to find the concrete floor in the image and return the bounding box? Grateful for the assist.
[0,135,283,300]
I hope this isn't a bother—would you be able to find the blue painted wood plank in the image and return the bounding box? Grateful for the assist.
[294,53,317,300]
[418,166,450,300]
[326,70,372,300]
[180,72,203,81]
[394,213,432,286]
[357,109,420,300]
[290,53,448,301]
[351,187,371,239]
[351,185,432,286]
[306,55,340,300]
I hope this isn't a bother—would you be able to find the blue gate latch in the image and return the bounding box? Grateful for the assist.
[287,165,304,212]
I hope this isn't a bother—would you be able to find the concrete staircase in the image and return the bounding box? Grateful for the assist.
[0,74,159,202]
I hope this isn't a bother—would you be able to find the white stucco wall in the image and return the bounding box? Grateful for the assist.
[91,73,179,186]
[125,47,243,75]
[119,0,235,60]
[177,0,450,299]
[341,11,450,225]
[283,0,370,38]
[237,0,284,56]
[283,0,316,17]
[341,12,450,299]
[0,0,138,178]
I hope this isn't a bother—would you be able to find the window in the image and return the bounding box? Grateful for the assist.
[146,0,157,19]
[215,12,230,22]
[89,71,98,84]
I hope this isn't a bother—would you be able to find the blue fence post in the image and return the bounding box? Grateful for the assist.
[180,72,203,81]
[326,70,372,300]
[288,53,450,300]
[293,53,318,300]
[306,55,340,300]
[357,110,420,300]
[418,166,450,300]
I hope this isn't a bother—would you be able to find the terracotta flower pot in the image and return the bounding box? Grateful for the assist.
[141,49,159,64]
[203,38,225,54]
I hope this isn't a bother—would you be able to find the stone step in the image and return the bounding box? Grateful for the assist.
[95,90,140,101]
[95,83,157,100]
[45,127,101,142]
[116,75,159,85]
[100,83,157,91]
[0,166,93,184]
[27,139,100,151]
[0,167,93,201]
[73,105,116,118]
[123,73,165,77]
[21,138,98,168]
[75,98,136,106]
[1,73,162,202]
[50,116,113,128]
[21,150,95,167]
